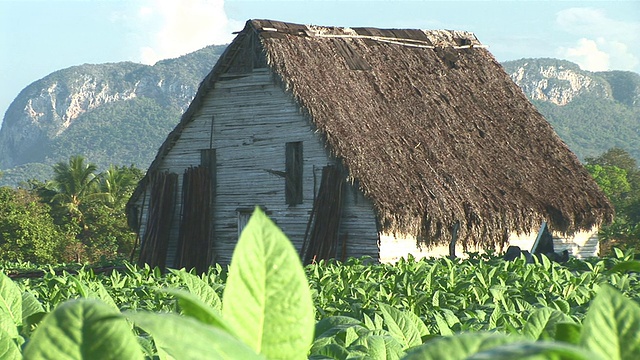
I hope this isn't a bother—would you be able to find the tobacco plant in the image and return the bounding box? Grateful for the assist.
[0,208,639,359]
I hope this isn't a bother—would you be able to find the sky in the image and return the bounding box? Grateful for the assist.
[1,0,639,126]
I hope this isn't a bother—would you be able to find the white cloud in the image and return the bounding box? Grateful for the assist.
[559,38,609,71]
[555,7,640,72]
[136,0,242,65]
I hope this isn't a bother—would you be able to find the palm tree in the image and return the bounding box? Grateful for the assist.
[50,156,100,223]
[99,165,138,209]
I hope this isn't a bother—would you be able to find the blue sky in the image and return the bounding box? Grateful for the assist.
[1,0,639,126]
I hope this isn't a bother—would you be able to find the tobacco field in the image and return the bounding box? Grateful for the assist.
[1,209,640,359]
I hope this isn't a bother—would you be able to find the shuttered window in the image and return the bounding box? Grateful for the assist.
[285,142,303,205]
[237,209,252,239]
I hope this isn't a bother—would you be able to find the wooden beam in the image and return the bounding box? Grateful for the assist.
[449,222,460,259]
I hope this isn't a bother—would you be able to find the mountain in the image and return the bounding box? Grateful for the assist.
[0,52,639,187]
[502,58,640,162]
[0,45,226,185]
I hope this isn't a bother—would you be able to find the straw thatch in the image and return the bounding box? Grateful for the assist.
[129,19,613,251]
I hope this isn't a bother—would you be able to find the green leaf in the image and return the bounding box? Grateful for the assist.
[309,337,349,359]
[555,323,582,345]
[21,291,46,336]
[522,307,573,340]
[162,288,234,335]
[0,326,21,360]
[88,282,119,311]
[553,298,571,314]
[434,312,453,336]
[0,272,22,330]
[613,248,625,259]
[580,285,640,360]
[21,291,44,323]
[127,312,263,360]
[341,325,365,347]
[170,269,222,311]
[69,277,89,298]
[349,334,405,359]
[315,316,363,339]
[0,315,17,342]
[403,332,522,360]
[468,341,604,360]
[221,207,314,359]
[363,313,377,331]
[609,261,640,274]
[379,304,429,348]
[23,299,143,360]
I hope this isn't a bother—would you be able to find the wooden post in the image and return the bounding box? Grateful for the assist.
[449,222,460,259]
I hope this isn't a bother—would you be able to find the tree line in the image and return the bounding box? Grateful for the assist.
[0,156,142,264]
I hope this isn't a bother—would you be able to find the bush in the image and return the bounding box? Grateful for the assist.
[0,187,71,263]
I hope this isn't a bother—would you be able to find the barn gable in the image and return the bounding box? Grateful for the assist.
[128,19,613,269]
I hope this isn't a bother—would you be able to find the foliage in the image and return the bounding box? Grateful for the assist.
[0,187,70,264]
[586,147,639,174]
[585,164,630,204]
[1,210,640,359]
[0,156,143,264]
[586,148,640,252]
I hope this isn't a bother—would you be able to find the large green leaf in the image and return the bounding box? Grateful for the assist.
[468,341,604,360]
[402,332,521,360]
[21,291,46,336]
[23,299,143,360]
[0,326,21,360]
[222,207,315,359]
[522,307,574,340]
[379,304,428,348]
[555,323,582,346]
[21,292,45,323]
[0,313,17,341]
[170,269,222,311]
[0,272,22,338]
[127,312,263,360]
[579,285,640,360]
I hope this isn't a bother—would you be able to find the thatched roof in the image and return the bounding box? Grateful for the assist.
[129,19,613,249]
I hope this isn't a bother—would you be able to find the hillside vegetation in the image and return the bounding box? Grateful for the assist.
[503,59,640,162]
[48,98,181,168]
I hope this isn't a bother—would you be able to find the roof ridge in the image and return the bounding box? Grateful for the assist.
[250,19,484,49]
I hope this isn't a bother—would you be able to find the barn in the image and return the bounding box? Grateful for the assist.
[126,20,613,271]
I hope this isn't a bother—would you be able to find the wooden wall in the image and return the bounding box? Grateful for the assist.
[135,67,381,266]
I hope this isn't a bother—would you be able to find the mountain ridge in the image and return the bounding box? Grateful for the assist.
[0,45,226,170]
[0,50,638,186]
